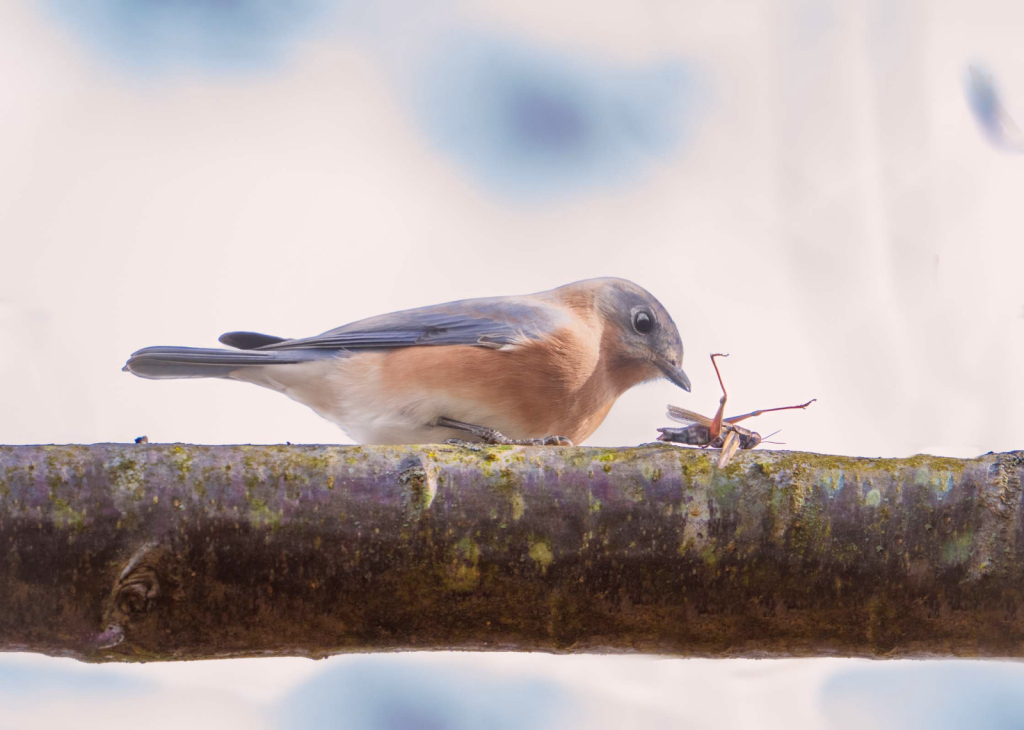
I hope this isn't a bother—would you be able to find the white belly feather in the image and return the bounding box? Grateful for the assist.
[230,354,521,445]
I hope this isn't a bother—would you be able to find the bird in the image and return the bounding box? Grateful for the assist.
[122,277,691,446]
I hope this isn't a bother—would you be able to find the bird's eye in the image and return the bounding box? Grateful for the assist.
[632,310,654,335]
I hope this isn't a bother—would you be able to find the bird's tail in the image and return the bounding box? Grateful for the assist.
[123,346,314,380]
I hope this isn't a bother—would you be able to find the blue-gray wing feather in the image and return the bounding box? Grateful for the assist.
[126,297,567,380]
[258,297,566,352]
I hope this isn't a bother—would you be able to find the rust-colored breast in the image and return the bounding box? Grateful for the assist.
[379,323,654,443]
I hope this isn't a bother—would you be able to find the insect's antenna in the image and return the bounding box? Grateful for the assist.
[710,353,730,399]
[760,429,785,445]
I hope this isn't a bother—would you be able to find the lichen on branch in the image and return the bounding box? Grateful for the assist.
[0,443,1021,662]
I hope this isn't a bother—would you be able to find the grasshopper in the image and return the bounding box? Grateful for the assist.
[656,353,815,468]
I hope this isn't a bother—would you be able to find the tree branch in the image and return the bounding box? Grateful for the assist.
[1,443,1022,662]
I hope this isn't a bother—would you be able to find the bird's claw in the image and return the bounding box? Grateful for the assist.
[530,435,573,446]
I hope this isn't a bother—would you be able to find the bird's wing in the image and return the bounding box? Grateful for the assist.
[666,404,713,427]
[256,296,569,353]
[219,331,289,349]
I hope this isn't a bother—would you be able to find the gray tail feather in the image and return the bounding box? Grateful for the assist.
[123,346,314,380]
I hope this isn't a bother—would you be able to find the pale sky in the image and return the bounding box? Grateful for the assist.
[2,0,1023,726]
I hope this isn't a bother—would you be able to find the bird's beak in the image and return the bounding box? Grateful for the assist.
[656,357,691,392]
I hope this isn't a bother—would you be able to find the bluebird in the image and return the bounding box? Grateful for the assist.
[123,277,690,445]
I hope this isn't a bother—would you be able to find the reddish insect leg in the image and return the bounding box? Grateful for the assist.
[724,399,817,426]
[708,353,730,440]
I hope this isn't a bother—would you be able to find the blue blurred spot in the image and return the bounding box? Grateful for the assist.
[965,64,1024,153]
[46,0,330,74]
[412,33,700,200]
[511,89,588,150]
[820,662,1024,730]
[275,656,582,730]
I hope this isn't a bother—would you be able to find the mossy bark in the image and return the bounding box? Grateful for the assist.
[1,443,1022,662]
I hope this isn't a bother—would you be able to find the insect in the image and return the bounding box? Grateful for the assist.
[656,353,815,468]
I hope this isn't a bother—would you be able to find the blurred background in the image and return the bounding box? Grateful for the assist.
[1,0,1023,726]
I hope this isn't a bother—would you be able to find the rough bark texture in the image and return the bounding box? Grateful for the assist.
[1,443,1022,662]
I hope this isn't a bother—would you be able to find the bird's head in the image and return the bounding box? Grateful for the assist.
[585,278,690,392]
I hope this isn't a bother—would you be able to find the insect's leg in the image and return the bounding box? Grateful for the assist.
[709,353,730,439]
[718,430,742,468]
[724,399,817,425]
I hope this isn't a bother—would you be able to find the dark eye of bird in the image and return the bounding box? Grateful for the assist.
[632,310,653,334]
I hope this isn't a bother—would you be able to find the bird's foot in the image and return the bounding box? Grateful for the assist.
[435,417,573,447]
[443,439,484,451]
[521,435,574,446]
